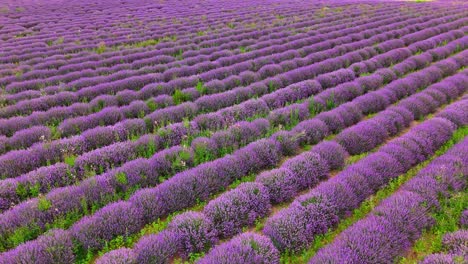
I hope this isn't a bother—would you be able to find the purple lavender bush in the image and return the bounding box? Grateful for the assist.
[204,182,271,238]
[197,232,280,264]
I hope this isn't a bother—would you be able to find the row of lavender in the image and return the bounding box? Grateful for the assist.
[2,41,464,227]
[0,8,409,118]
[1,8,449,127]
[0,3,372,91]
[89,69,467,263]
[198,135,467,264]
[1,50,466,261]
[0,36,463,197]
[2,0,436,83]
[309,138,467,263]
[0,1,458,88]
[0,2,388,97]
[0,0,466,261]
[0,31,442,212]
[0,32,465,253]
[2,77,464,263]
[1,30,463,186]
[5,11,462,118]
[1,0,316,65]
[1,20,465,183]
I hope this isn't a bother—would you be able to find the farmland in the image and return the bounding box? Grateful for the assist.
[0,0,466,263]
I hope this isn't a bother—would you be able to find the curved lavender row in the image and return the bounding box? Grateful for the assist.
[0,50,462,250]
[4,9,457,113]
[309,137,467,264]
[24,14,468,115]
[11,13,468,111]
[1,6,372,93]
[0,229,74,264]
[0,0,442,53]
[97,230,279,264]
[263,100,467,253]
[0,4,380,98]
[0,2,467,261]
[0,0,299,66]
[2,47,388,174]
[0,82,321,209]
[334,73,468,154]
[98,68,466,262]
[265,47,466,128]
[0,126,51,155]
[44,24,468,137]
[6,8,446,108]
[0,128,283,251]
[0,6,300,74]
[0,74,352,210]
[0,10,436,132]
[0,0,342,67]
[0,0,423,52]
[0,1,424,81]
[1,6,398,96]
[1,29,464,181]
[0,0,242,47]
[2,5,438,100]
[0,5,456,78]
[210,68,468,237]
[0,52,460,264]
[436,98,468,127]
[0,0,454,54]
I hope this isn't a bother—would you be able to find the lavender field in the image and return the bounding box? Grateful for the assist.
[0,0,467,263]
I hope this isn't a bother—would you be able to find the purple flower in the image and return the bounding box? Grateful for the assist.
[234,139,282,173]
[270,131,300,156]
[310,216,410,264]
[420,253,462,264]
[8,126,51,150]
[134,231,180,264]
[268,103,309,126]
[283,152,329,191]
[442,230,468,256]
[315,111,345,133]
[168,212,218,258]
[292,119,329,146]
[354,153,404,191]
[335,120,388,155]
[72,202,144,250]
[198,232,279,264]
[204,182,271,238]
[96,248,136,264]
[460,210,468,228]
[256,168,297,204]
[310,141,348,170]
[0,229,74,264]
[264,192,338,252]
